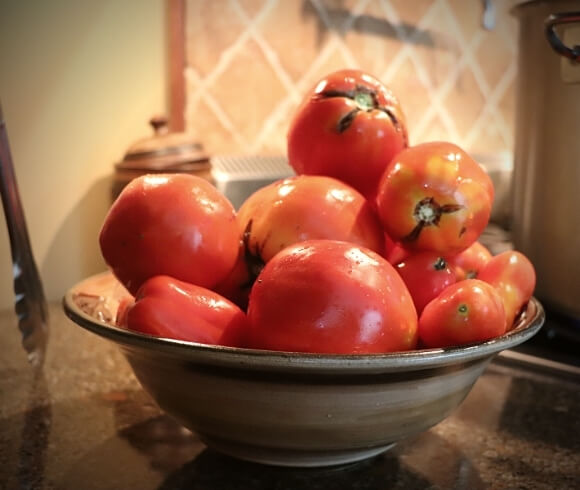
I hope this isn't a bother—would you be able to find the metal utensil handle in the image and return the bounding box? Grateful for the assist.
[545,12,580,62]
[0,103,49,367]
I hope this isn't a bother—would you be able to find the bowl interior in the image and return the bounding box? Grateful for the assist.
[62,271,545,374]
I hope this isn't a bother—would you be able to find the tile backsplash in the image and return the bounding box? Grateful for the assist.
[183,0,518,157]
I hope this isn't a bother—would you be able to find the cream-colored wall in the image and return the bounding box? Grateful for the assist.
[0,0,167,309]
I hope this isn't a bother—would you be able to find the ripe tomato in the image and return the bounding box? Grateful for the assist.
[384,232,409,265]
[212,242,253,311]
[124,275,248,347]
[99,174,240,295]
[287,69,408,200]
[375,142,494,254]
[246,240,418,354]
[237,175,385,274]
[446,241,492,281]
[395,252,456,314]
[418,279,506,348]
[478,251,536,331]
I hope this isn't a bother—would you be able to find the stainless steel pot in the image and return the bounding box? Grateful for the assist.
[512,1,580,318]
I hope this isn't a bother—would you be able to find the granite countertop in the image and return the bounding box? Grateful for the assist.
[1,303,579,490]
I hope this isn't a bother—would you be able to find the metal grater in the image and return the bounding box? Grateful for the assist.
[211,155,295,209]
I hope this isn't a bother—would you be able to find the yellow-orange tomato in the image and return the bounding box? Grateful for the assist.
[375,142,494,255]
[478,251,536,331]
[238,175,385,267]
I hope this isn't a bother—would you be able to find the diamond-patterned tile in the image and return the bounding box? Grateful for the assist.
[445,0,482,44]
[184,96,240,155]
[207,38,289,144]
[295,44,356,96]
[415,115,451,145]
[468,112,510,154]
[181,0,518,157]
[258,99,299,155]
[388,0,436,38]
[185,0,247,76]
[344,0,404,77]
[256,0,330,82]
[475,30,516,90]
[443,67,486,139]
[498,77,516,132]
[317,0,366,34]
[411,0,462,91]
[388,56,433,142]
[237,0,269,18]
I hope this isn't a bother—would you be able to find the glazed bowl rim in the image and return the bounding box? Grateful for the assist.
[63,272,545,374]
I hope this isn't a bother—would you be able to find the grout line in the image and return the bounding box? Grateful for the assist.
[182,0,518,156]
[463,62,516,149]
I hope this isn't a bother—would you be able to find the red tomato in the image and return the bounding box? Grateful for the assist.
[246,240,418,354]
[446,241,493,281]
[124,275,248,346]
[287,69,408,200]
[237,174,385,272]
[478,251,536,331]
[212,242,253,311]
[375,142,494,254]
[99,174,240,295]
[384,233,409,265]
[418,279,506,348]
[395,252,456,314]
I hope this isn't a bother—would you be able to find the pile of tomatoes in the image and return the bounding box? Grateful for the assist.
[99,69,536,354]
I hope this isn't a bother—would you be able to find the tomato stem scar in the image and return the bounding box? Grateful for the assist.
[354,91,375,110]
[337,109,360,132]
[318,85,406,141]
[402,197,464,243]
[434,257,447,271]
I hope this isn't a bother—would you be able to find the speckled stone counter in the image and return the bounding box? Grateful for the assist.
[1,304,579,490]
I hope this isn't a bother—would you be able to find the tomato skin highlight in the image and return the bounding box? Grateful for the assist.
[375,142,494,255]
[247,240,418,354]
[478,251,536,331]
[287,69,408,200]
[395,252,456,314]
[124,275,248,347]
[418,279,507,348]
[99,174,240,295]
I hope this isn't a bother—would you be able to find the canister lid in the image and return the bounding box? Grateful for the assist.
[115,116,210,172]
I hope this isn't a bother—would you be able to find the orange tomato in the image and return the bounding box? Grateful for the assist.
[375,142,494,255]
[238,174,385,265]
[478,251,536,330]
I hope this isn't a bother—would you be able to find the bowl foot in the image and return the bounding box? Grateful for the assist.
[199,435,396,467]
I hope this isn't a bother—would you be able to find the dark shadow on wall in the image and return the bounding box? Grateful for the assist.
[301,0,438,48]
[41,175,112,302]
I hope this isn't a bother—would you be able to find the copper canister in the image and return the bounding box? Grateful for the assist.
[112,116,213,201]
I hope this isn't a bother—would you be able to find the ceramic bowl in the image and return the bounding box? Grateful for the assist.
[63,272,544,467]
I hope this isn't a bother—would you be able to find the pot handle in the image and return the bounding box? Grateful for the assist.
[545,12,580,62]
